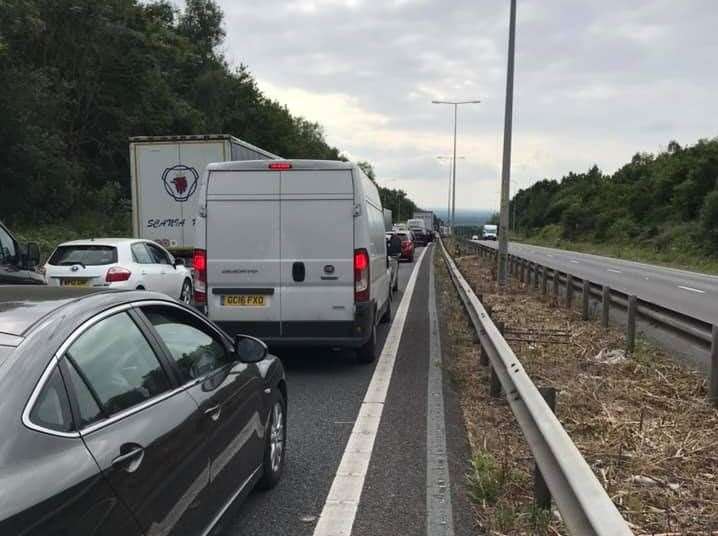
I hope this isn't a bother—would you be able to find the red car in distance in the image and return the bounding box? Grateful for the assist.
[396,231,415,262]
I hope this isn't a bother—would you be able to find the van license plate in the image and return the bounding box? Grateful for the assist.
[61,279,90,287]
[221,295,266,307]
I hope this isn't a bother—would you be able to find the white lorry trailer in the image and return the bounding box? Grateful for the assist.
[129,134,279,254]
[412,210,435,232]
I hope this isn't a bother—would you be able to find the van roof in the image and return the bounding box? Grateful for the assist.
[207,160,356,172]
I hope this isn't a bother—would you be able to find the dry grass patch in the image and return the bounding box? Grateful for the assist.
[437,246,718,535]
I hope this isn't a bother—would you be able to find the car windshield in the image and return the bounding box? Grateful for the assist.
[48,245,118,266]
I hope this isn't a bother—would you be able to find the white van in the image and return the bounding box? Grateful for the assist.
[193,160,394,362]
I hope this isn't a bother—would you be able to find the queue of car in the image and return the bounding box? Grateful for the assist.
[0,158,426,535]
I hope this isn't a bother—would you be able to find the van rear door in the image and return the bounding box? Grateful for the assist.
[205,170,281,338]
[280,169,355,338]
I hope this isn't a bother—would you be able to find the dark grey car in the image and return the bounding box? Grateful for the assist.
[0,287,287,535]
[0,221,43,285]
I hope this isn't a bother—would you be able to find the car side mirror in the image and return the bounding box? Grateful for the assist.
[234,334,268,363]
[174,258,184,268]
[387,239,401,257]
[22,242,40,269]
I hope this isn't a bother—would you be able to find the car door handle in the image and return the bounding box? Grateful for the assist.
[112,445,144,473]
[204,404,221,421]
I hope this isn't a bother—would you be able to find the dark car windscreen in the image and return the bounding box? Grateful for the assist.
[48,245,117,266]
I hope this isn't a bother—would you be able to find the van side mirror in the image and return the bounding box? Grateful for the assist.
[22,242,40,269]
[234,334,268,363]
[174,258,184,268]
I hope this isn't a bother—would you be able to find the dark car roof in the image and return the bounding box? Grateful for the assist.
[0,287,120,337]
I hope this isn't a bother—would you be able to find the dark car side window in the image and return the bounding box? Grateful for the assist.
[29,367,74,433]
[0,225,17,264]
[142,305,230,383]
[65,312,171,417]
[64,360,104,428]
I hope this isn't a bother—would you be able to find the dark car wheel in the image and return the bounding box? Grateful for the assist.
[357,324,377,364]
[257,390,286,490]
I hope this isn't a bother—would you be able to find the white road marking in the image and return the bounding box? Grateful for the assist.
[570,259,579,264]
[313,246,429,536]
[678,285,706,294]
[427,250,455,536]
[607,269,622,274]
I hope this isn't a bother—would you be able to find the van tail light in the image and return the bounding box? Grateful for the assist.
[106,266,131,283]
[193,249,207,304]
[354,248,370,302]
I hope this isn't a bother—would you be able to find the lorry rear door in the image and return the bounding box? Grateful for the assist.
[280,169,355,338]
[205,170,282,338]
[133,141,224,249]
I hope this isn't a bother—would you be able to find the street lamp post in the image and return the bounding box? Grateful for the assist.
[498,0,517,289]
[432,100,480,231]
[437,155,465,233]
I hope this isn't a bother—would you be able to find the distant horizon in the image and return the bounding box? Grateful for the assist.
[420,207,496,225]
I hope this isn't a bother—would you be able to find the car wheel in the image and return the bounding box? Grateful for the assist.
[179,279,192,305]
[357,324,377,364]
[257,389,286,490]
[409,253,414,262]
[380,295,392,324]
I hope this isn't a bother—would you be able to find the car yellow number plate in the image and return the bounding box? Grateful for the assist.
[221,295,266,307]
[61,279,90,287]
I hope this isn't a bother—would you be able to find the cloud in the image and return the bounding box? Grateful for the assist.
[209,0,718,210]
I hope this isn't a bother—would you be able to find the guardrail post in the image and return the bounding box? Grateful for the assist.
[626,295,637,353]
[582,280,590,320]
[533,264,540,290]
[534,387,557,510]
[552,271,560,305]
[478,308,489,365]
[541,266,548,296]
[601,286,610,328]
[566,274,574,309]
[710,326,718,405]
[489,321,505,397]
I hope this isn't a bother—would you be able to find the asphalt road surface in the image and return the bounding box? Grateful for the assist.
[217,244,474,536]
[474,240,718,325]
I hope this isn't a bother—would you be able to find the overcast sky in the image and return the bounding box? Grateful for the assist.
[209,0,717,212]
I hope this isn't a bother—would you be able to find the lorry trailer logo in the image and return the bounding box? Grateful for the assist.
[162,164,199,202]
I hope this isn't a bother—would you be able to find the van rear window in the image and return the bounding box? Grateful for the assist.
[48,245,118,266]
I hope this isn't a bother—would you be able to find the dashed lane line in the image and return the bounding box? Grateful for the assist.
[607,268,622,274]
[678,285,706,294]
[312,245,430,536]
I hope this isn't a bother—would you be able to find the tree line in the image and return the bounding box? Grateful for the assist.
[510,138,718,254]
[0,0,418,228]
